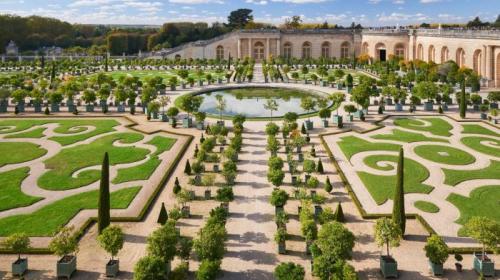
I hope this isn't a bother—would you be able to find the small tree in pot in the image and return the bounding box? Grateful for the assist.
[98,225,124,277]
[49,226,79,279]
[3,233,30,276]
[274,262,304,280]
[275,227,287,254]
[374,218,401,279]
[424,235,449,276]
[146,222,179,276]
[270,188,289,215]
[464,216,499,277]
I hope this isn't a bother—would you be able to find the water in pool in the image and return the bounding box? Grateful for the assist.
[197,87,328,118]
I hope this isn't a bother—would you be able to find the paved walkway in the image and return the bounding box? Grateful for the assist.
[221,128,277,279]
[252,64,266,83]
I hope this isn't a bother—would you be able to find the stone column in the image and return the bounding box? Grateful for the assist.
[266,38,270,59]
[485,45,494,86]
[248,38,251,58]
[482,45,487,78]
[237,38,241,59]
[277,39,281,57]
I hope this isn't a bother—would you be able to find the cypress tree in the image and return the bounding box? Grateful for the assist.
[200,133,205,143]
[324,177,332,193]
[105,53,109,72]
[194,145,199,157]
[459,81,466,119]
[173,177,181,194]
[392,148,406,236]
[50,62,56,88]
[98,152,111,234]
[157,202,168,225]
[184,160,191,175]
[317,159,324,174]
[334,202,345,223]
[301,123,306,134]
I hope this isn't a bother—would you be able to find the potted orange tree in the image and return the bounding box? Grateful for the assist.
[375,218,401,279]
[98,225,124,277]
[465,217,499,277]
[49,226,79,279]
[3,233,30,277]
[424,235,449,276]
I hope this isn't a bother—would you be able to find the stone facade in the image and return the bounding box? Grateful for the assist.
[163,28,500,88]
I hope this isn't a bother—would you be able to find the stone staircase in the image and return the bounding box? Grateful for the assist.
[252,64,266,83]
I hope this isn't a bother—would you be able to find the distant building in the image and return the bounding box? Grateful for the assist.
[5,41,18,56]
[42,46,63,56]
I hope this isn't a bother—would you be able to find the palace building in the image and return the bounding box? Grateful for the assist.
[162,28,500,88]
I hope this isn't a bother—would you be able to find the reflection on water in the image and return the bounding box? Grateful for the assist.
[198,88,327,118]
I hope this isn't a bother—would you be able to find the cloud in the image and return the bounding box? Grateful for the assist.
[420,0,441,3]
[168,0,224,4]
[393,0,405,4]
[368,0,381,4]
[271,0,328,3]
[378,12,429,22]
[246,0,268,4]
[68,0,113,7]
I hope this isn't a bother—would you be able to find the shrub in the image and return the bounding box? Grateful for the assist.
[303,159,316,174]
[274,262,305,280]
[3,233,30,260]
[170,262,189,280]
[98,225,124,261]
[268,156,284,170]
[424,235,449,264]
[157,202,168,225]
[196,260,221,280]
[301,219,317,242]
[318,207,335,225]
[265,122,280,136]
[267,169,285,188]
[270,189,289,207]
[49,226,78,257]
[316,159,324,174]
[307,176,319,189]
[194,223,227,261]
[146,223,179,262]
[334,203,345,223]
[324,177,333,193]
[184,160,191,175]
[134,255,167,280]
[216,186,234,202]
[169,206,182,221]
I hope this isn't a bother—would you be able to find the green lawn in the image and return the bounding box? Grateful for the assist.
[443,160,500,186]
[113,157,161,184]
[112,136,176,184]
[0,119,119,146]
[0,186,140,236]
[461,136,500,158]
[38,133,149,190]
[0,167,42,211]
[5,127,46,139]
[394,118,453,137]
[447,185,500,235]
[337,136,400,160]
[371,129,448,143]
[414,201,440,213]
[462,124,500,137]
[0,142,47,167]
[147,136,177,156]
[414,145,476,165]
[358,155,434,205]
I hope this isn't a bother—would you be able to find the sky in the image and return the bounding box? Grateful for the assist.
[0,0,499,26]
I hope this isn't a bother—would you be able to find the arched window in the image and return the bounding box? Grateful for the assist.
[441,47,449,63]
[456,48,465,67]
[394,43,405,59]
[362,42,369,55]
[428,45,435,62]
[283,42,292,59]
[340,42,350,59]
[321,42,330,58]
[473,49,482,76]
[253,41,265,60]
[302,42,311,59]
[417,44,424,60]
[216,45,224,60]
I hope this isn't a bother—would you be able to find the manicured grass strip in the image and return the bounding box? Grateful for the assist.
[0,119,119,146]
[113,156,161,184]
[146,136,176,156]
[414,145,476,165]
[447,185,500,236]
[0,142,47,167]
[0,167,42,211]
[337,135,400,160]
[443,160,500,186]
[4,127,46,139]
[394,117,453,137]
[49,119,119,146]
[371,129,448,143]
[462,124,500,137]
[461,136,500,158]
[0,186,141,236]
[357,155,433,205]
[38,133,149,190]
[363,155,397,171]
[414,200,440,213]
